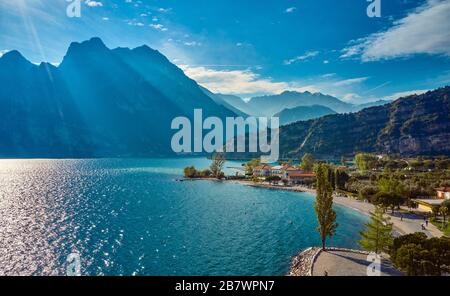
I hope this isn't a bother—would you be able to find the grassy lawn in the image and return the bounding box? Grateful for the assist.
[430,219,450,236]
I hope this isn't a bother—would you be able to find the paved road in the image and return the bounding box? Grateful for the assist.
[312,250,403,276]
[332,194,442,238]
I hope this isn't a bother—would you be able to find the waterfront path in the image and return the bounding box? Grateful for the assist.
[332,194,443,238]
[312,250,403,276]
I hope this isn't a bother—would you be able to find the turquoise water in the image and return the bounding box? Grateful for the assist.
[0,158,367,276]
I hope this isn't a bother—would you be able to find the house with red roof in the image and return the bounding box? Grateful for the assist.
[253,164,272,177]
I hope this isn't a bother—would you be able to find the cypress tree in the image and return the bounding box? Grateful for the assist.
[314,163,338,251]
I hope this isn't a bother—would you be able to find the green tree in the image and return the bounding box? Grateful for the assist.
[432,205,440,219]
[390,232,427,264]
[183,166,198,178]
[406,199,418,211]
[390,233,450,276]
[440,205,449,225]
[395,243,425,276]
[372,191,405,214]
[266,176,281,184]
[210,153,225,179]
[358,206,393,254]
[251,175,260,183]
[300,153,315,171]
[334,168,350,190]
[354,153,378,172]
[377,174,404,195]
[314,163,338,251]
[244,159,260,175]
[199,169,212,178]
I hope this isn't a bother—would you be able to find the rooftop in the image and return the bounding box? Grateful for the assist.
[288,172,315,177]
[415,199,446,206]
[436,187,450,192]
[254,164,271,170]
[271,165,284,170]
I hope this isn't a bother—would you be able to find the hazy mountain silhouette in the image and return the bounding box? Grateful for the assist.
[246,91,353,116]
[0,37,236,157]
[220,90,390,117]
[274,105,337,125]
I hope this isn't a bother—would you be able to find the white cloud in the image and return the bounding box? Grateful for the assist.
[85,1,103,7]
[102,17,109,21]
[158,7,172,13]
[333,77,369,87]
[128,21,144,26]
[0,49,10,58]
[149,23,168,31]
[341,0,450,61]
[285,7,297,13]
[321,73,336,78]
[284,51,319,65]
[342,93,361,102]
[184,41,200,46]
[180,66,318,96]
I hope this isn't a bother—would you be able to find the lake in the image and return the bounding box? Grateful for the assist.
[0,158,367,275]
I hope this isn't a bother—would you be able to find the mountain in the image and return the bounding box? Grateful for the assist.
[274,105,337,126]
[213,93,255,116]
[246,91,354,116]
[278,87,450,158]
[0,51,95,157]
[219,91,391,118]
[354,100,391,111]
[200,87,248,117]
[0,37,237,157]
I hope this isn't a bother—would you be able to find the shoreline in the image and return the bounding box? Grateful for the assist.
[226,180,444,238]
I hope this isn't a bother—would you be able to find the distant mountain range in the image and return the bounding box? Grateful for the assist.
[208,89,391,124]
[225,87,450,159]
[277,87,450,158]
[0,37,236,157]
[274,105,337,126]
[200,87,248,117]
[0,37,447,158]
[247,91,355,116]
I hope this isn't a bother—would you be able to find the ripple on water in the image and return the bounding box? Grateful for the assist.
[0,159,367,275]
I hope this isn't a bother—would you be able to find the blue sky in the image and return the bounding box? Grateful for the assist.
[1,0,449,102]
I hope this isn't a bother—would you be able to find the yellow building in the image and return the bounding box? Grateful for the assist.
[415,199,445,212]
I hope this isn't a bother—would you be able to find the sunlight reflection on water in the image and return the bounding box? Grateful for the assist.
[0,159,367,276]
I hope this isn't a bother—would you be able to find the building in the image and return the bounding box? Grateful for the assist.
[436,187,450,200]
[415,199,445,212]
[282,166,303,179]
[286,172,316,185]
[253,164,316,184]
[270,165,285,178]
[253,164,271,177]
